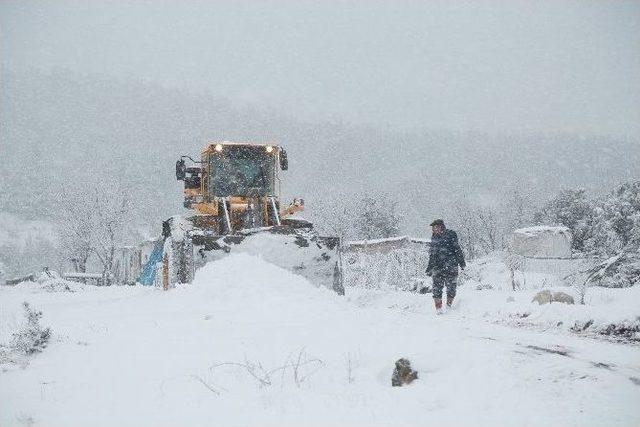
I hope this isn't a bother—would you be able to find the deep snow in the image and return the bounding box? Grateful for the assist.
[1,254,639,427]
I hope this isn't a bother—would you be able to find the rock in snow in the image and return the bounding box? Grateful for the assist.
[532,290,575,305]
[391,358,418,387]
[532,290,553,305]
[552,291,575,305]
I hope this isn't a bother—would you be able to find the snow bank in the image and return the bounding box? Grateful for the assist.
[12,279,87,294]
[459,284,640,342]
[347,252,640,342]
[198,231,339,292]
[442,253,640,341]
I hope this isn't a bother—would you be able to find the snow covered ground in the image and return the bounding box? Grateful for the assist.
[1,253,639,427]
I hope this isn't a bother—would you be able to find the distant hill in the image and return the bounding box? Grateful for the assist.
[2,68,638,236]
[0,211,58,279]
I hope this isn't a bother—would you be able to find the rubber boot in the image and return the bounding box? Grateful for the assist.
[434,298,443,315]
[447,297,454,308]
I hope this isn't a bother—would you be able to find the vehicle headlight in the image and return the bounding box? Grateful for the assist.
[214,144,223,152]
[265,145,274,153]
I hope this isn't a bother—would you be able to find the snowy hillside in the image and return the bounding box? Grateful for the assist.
[0,212,59,280]
[1,254,639,427]
[0,212,57,249]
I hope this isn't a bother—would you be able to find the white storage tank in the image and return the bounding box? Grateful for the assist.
[511,226,572,259]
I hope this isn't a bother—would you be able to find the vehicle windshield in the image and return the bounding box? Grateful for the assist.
[209,146,275,197]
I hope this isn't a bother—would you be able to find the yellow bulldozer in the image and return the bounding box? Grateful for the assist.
[175,142,305,230]
[138,141,344,294]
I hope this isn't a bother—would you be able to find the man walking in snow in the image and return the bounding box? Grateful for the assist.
[426,219,466,314]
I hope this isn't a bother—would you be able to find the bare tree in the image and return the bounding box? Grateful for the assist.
[452,200,480,260]
[313,193,401,241]
[452,199,499,259]
[57,183,133,284]
[90,190,131,285]
[503,242,526,291]
[503,190,531,230]
[353,194,400,239]
[311,197,358,240]
[575,251,626,304]
[475,208,499,254]
[59,188,95,273]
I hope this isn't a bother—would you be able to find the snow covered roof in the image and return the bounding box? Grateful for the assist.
[513,226,571,237]
[63,272,103,279]
[346,235,409,246]
[347,236,432,247]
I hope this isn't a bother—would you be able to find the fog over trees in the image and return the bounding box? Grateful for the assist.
[1,1,639,277]
[2,69,637,222]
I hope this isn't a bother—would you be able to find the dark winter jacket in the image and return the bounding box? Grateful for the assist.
[426,229,466,277]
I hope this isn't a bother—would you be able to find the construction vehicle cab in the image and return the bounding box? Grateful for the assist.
[175,142,301,233]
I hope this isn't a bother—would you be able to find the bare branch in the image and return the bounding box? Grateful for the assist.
[190,375,220,396]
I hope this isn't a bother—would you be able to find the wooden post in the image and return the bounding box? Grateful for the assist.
[162,253,169,291]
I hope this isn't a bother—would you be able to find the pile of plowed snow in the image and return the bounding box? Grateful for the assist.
[198,231,339,292]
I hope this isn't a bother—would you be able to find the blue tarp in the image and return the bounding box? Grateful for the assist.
[137,239,165,286]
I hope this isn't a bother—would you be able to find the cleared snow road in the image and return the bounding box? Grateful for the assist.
[1,254,639,427]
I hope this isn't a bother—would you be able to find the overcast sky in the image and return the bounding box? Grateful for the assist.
[2,0,639,136]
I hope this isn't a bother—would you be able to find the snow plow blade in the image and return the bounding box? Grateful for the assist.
[153,216,345,295]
